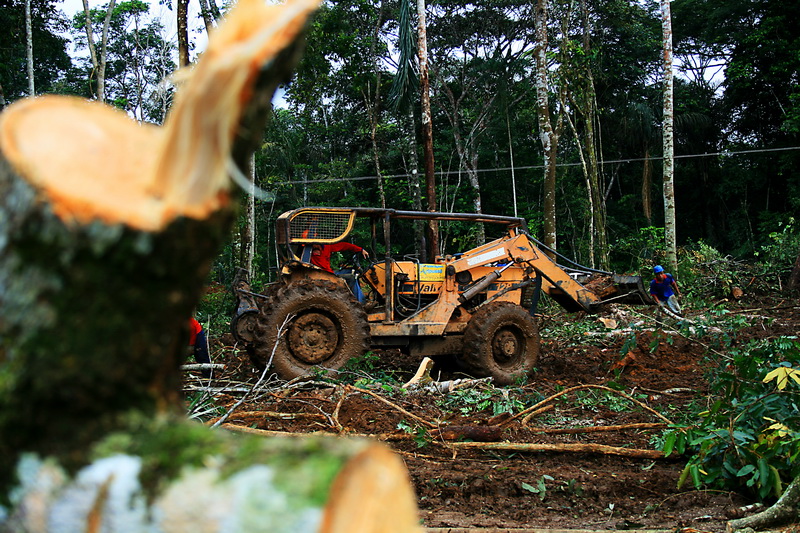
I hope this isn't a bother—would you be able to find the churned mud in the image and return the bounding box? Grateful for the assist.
[192,294,799,531]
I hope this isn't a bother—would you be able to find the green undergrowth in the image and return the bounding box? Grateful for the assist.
[661,336,800,501]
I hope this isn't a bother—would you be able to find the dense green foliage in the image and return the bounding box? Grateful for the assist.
[0,0,73,99]
[3,0,798,281]
[663,337,800,500]
[69,0,175,121]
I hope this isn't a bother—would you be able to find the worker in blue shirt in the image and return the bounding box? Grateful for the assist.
[650,265,682,315]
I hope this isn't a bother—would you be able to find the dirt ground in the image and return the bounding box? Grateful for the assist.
[190,294,800,532]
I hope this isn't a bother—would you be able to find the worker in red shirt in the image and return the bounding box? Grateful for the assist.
[189,317,211,377]
[310,242,369,273]
[310,242,369,302]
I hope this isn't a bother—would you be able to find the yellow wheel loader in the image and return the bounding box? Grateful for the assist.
[232,207,652,384]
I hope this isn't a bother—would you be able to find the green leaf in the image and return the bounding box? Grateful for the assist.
[521,482,539,494]
[677,463,692,489]
[690,464,701,488]
[663,432,677,457]
[736,464,756,477]
[758,458,770,487]
[770,465,783,498]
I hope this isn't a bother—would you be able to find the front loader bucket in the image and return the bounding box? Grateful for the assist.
[578,273,654,309]
[610,274,654,305]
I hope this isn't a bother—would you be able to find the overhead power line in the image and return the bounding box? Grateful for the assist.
[272,145,800,186]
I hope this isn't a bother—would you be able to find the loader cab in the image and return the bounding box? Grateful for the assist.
[275,208,359,264]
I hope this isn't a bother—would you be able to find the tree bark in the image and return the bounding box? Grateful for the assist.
[0,0,418,529]
[81,0,100,98]
[197,0,216,34]
[439,82,494,246]
[178,0,190,67]
[727,474,800,532]
[365,0,387,208]
[98,0,116,102]
[534,0,558,253]
[80,0,116,101]
[240,154,256,273]
[789,248,800,290]
[662,0,677,272]
[417,0,438,260]
[25,0,35,96]
[448,441,665,460]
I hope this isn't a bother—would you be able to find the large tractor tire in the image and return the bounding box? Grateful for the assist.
[251,279,370,380]
[460,302,540,386]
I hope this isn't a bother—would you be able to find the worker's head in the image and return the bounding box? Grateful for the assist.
[653,265,666,280]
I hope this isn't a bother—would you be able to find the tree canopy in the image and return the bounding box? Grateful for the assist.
[2,0,798,276]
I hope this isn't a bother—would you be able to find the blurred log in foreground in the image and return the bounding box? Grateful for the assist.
[0,0,420,530]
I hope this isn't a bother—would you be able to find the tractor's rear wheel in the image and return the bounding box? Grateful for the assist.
[460,302,540,385]
[251,279,370,380]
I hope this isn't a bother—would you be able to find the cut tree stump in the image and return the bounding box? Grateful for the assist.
[0,0,420,530]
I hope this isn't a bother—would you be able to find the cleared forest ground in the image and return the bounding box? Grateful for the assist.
[187,293,800,532]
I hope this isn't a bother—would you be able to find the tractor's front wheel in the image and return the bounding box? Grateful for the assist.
[251,279,370,380]
[460,302,540,386]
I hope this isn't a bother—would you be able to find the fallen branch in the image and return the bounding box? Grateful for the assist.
[351,386,438,429]
[527,422,667,435]
[431,425,503,442]
[216,410,327,422]
[446,441,666,459]
[504,384,674,428]
[220,423,416,442]
[332,385,347,432]
[727,304,798,314]
[627,307,732,361]
[519,405,554,426]
[182,363,226,371]
[639,387,696,395]
[219,423,333,438]
[210,315,290,429]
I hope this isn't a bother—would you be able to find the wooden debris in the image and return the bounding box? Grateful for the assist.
[403,357,435,388]
[431,425,503,442]
[182,363,226,371]
[503,384,675,428]
[527,422,667,435]
[447,441,666,460]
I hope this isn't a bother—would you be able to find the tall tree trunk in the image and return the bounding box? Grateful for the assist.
[178,0,190,67]
[642,148,652,224]
[97,0,116,102]
[404,109,426,256]
[534,0,558,253]
[662,0,677,271]
[81,0,116,102]
[240,154,256,273]
[578,0,608,269]
[0,0,420,529]
[585,106,608,268]
[25,0,35,96]
[440,83,494,246]
[564,108,594,267]
[366,0,387,208]
[417,0,438,260]
[197,0,216,33]
[507,107,518,218]
[81,0,99,98]
[789,248,800,291]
